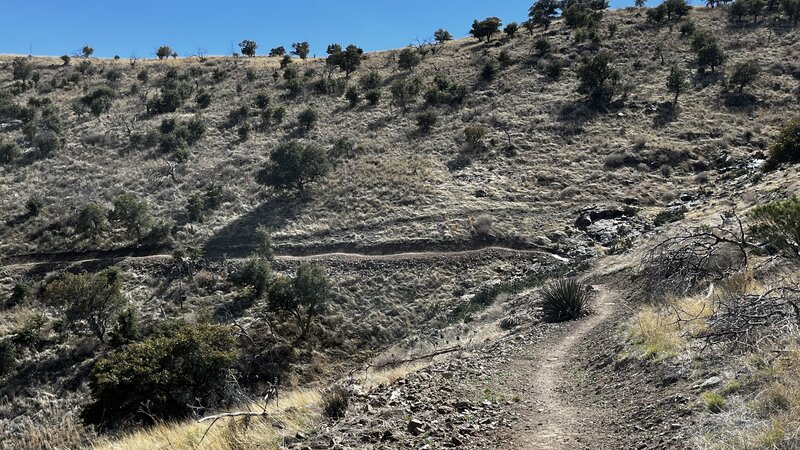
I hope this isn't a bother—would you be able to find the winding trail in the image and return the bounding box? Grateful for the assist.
[501,285,617,449]
[0,244,568,271]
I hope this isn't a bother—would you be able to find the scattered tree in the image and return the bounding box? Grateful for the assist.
[398,47,421,71]
[269,46,286,57]
[666,65,688,104]
[749,196,800,258]
[257,141,331,194]
[156,45,173,60]
[326,44,364,77]
[239,39,258,57]
[82,46,94,58]
[691,30,726,73]
[44,268,125,342]
[110,194,152,240]
[267,263,330,338]
[291,42,310,60]
[470,17,503,42]
[576,51,621,109]
[504,22,520,38]
[390,77,421,111]
[434,29,453,43]
[529,0,560,29]
[728,60,760,93]
[76,203,109,239]
[297,108,318,134]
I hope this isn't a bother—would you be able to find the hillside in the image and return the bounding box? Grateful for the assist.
[1,3,800,449]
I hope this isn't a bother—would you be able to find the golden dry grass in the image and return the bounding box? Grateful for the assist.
[96,363,420,450]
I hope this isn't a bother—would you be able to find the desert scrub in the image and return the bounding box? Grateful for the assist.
[540,278,591,322]
[749,196,800,258]
[701,391,726,413]
[322,384,351,419]
[626,295,711,358]
[763,117,800,171]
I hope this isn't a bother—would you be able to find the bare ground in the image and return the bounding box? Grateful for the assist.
[498,285,618,449]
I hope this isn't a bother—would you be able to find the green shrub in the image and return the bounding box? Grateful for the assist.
[504,22,519,38]
[325,44,364,77]
[297,108,318,134]
[83,322,238,426]
[237,257,271,297]
[749,196,800,258]
[763,117,800,171]
[322,385,350,419]
[365,89,381,106]
[540,278,590,322]
[577,51,621,110]
[7,283,32,308]
[25,195,44,216]
[239,39,258,57]
[76,202,109,238]
[654,207,686,227]
[359,71,382,90]
[196,90,212,108]
[33,130,64,156]
[186,194,205,222]
[464,124,488,151]
[257,141,330,195]
[0,140,20,164]
[292,41,310,60]
[424,75,466,107]
[345,87,359,108]
[390,78,421,111]
[109,307,141,345]
[701,391,726,413]
[728,60,760,93]
[12,57,32,81]
[267,263,330,338]
[44,268,125,342]
[534,38,551,56]
[398,48,421,71]
[416,112,437,133]
[679,20,696,37]
[480,61,499,82]
[110,194,152,240]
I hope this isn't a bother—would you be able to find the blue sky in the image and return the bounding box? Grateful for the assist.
[2,0,640,58]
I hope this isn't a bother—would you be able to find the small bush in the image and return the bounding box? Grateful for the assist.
[654,207,686,227]
[540,278,590,322]
[749,196,800,258]
[0,140,21,164]
[701,391,726,413]
[322,385,350,419]
[398,48,421,71]
[763,117,800,171]
[34,130,64,156]
[416,112,437,133]
[297,108,318,134]
[390,78,421,111]
[365,89,381,106]
[359,71,382,90]
[25,195,44,216]
[76,202,109,238]
[577,51,621,110]
[728,60,760,93]
[7,283,32,308]
[471,214,493,238]
[237,257,271,297]
[110,193,152,240]
[464,124,488,151]
[345,87,359,108]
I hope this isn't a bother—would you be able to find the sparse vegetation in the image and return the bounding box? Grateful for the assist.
[763,117,800,171]
[257,141,330,194]
[540,278,591,322]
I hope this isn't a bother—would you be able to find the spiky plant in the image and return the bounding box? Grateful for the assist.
[540,278,591,322]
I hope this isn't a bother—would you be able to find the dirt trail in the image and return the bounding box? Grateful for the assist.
[0,245,568,271]
[502,285,617,449]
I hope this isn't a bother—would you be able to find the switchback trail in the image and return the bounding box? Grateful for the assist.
[0,243,568,271]
[500,285,618,449]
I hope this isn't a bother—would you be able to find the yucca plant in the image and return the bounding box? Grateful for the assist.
[540,278,591,322]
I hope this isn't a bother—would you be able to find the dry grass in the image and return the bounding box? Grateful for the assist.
[626,294,714,358]
[96,363,420,450]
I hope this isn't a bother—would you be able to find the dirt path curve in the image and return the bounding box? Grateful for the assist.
[501,285,617,449]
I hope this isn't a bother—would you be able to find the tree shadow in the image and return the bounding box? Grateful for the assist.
[724,92,759,112]
[203,195,300,258]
